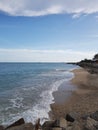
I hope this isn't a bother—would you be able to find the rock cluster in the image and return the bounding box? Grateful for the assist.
[1,111,98,130]
[76,58,98,74]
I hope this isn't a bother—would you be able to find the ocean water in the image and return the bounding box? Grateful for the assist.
[0,63,77,125]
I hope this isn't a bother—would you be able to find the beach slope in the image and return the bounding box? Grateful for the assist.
[51,68,98,118]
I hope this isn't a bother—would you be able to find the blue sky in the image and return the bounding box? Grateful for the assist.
[0,0,98,62]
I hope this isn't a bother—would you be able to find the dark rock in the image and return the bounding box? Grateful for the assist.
[53,118,67,128]
[6,118,25,129]
[90,111,98,121]
[0,125,4,130]
[66,113,75,122]
[42,121,55,128]
[53,120,59,127]
[6,123,34,130]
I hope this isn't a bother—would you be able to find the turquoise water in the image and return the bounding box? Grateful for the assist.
[0,63,77,125]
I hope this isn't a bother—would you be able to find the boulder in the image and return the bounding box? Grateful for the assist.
[90,111,98,121]
[71,121,81,130]
[53,117,67,129]
[6,118,25,129]
[84,117,98,130]
[6,123,34,130]
[67,121,73,127]
[66,113,76,122]
[0,125,4,130]
[42,121,55,128]
[71,125,81,130]
[66,121,81,130]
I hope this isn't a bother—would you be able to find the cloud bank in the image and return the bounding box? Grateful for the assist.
[0,49,95,62]
[0,0,98,16]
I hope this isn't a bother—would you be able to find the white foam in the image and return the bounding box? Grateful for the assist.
[39,70,67,77]
[10,97,24,108]
[55,69,67,72]
[21,78,69,124]
[3,78,68,125]
[2,71,74,125]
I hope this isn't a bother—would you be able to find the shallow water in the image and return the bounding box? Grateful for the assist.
[0,63,77,125]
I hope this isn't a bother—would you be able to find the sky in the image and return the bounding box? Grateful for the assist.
[0,0,98,62]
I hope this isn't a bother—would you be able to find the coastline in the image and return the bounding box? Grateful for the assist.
[0,66,98,130]
[50,67,98,120]
[1,66,98,129]
[0,63,77,126]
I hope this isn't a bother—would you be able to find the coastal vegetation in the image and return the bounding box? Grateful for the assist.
[77,53,98,73]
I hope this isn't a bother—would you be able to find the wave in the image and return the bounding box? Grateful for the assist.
[55,69,67,72]
[2,77,71,125]
[1,65,76,126]
[20,78,68,124]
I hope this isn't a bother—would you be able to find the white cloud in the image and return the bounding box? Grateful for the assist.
[0,0,98,17]
[72,13,81,19]
[0,48,95,62]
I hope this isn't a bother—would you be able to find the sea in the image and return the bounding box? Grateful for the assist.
[0,63,77,125]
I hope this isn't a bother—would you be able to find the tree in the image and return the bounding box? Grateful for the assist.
[93,54,98,61]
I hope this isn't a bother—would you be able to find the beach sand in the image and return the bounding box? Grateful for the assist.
[50,68,98,119]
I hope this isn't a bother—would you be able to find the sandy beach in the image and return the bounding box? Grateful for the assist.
[50,68,98,119]
[2,67,98,130]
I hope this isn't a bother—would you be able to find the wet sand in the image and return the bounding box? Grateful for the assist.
[50,68,98,119]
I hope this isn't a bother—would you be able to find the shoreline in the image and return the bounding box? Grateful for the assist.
[49,69,77,120]
[1,67,98,130]
[1,66,98,129]
[50,67,98,120]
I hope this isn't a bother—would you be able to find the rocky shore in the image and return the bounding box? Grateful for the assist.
[49,65,98,130]
[50,68,98,117]
[1,54,98,130]
[1,110,98,130]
